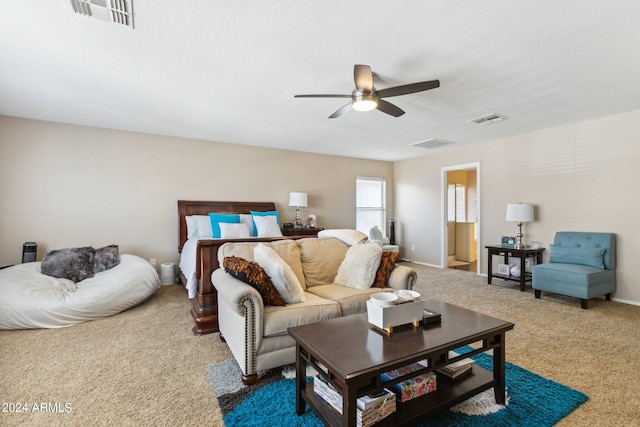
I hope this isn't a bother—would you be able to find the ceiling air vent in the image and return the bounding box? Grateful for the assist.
[67,0,134,28]
[411,138,455,149]
[469,113,508,125]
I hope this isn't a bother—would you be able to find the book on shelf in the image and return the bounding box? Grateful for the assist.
[381,359,437,402]
[312,375,396,427]
[381,359,429,380]
[436,351,475,379]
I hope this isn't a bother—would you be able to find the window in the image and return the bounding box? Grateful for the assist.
[356,177,386,235]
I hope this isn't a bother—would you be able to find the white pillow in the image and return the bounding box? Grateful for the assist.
[239,214,256,237]
[253,215,284,238]
[254,243,305,304]
[185,216,198,239]
[186,215,213,238]
[219,222,251,239]
[334,243,383,289]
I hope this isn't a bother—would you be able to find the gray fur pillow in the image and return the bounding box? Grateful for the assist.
[94,245,120,273]
[41,247,96,282]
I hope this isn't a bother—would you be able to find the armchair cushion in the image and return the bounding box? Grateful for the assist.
[223,256,285,306]
[549,245,605,269]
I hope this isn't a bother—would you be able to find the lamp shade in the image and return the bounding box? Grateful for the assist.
[506,203,534,222]
[289,192,308,208]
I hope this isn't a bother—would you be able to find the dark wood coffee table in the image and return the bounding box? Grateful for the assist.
[288,299,514,427]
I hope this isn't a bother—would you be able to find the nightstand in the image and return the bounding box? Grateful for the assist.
[282,227,323,237]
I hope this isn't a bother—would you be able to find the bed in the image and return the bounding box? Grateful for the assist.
[0,254,160,330]
[177,200,304,335]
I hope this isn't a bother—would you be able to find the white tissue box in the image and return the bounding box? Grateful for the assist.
[366,299,424,331]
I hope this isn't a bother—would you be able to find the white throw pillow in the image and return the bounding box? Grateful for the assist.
[254,243,305,304]
[334,243,383,289]
[193,215,213,238]
[219,222,251,239]
[239,214,256,237]
[253,215,284,238]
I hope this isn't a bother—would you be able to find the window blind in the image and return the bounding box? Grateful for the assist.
[356,177,386,235]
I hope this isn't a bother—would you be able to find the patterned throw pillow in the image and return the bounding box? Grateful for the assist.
[372,251,400,288]
[223,256,286,306]
[94,245,120,273]
[41,247,96,282]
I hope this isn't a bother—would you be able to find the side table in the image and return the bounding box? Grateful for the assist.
[282,227,323,237]
[486,245,545,291]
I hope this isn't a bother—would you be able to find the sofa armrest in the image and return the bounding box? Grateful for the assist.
[212,268,264,317]
[387,264,417,290]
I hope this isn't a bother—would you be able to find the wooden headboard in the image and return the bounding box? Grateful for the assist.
[177,200,276,252]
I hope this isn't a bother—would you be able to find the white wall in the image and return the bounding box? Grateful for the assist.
[395,109,640,305]
[0,116,394,268]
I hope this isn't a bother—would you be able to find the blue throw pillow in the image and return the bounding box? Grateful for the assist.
[250,210,280,231]
[549,245,606,269]
[209,213,240,238]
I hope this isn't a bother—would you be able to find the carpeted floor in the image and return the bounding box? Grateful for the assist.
[1,263,639,426]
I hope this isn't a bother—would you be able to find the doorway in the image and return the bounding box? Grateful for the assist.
[441,163,480,273]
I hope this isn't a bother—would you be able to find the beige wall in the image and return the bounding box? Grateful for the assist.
[0,116,394,268]
[3,111,638,305]
[395,109,640,305]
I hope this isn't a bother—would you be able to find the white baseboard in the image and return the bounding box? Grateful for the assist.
[611,297,640,307]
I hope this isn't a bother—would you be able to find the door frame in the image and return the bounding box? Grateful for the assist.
[441,162,481,274]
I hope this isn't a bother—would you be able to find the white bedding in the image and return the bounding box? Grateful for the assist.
[179,237,213,298]
[0,254,160,330]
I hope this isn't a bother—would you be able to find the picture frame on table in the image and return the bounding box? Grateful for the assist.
[501,236,516,247]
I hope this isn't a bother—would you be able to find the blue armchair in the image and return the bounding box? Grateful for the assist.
[532,232,615,309]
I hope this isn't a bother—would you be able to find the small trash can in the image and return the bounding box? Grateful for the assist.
[160,262,175,285]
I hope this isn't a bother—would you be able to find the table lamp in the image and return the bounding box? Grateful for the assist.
[289,192,308,228]
[506,203,534,249]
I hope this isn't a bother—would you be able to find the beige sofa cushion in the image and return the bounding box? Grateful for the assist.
[263,291,341,337]
[307,284,394,316]
[297,237,349,287]
[218,240,306,290]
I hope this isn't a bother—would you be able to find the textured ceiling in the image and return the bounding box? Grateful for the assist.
[1,1,640,161]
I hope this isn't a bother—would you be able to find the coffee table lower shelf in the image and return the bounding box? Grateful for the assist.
[302,366,495,426]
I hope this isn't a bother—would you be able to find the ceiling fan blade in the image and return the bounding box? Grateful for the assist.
[376,99,405,117]
[329,103,353,119]
[294,94,351,98]
[354,64,374,92]
[376,79,440,98]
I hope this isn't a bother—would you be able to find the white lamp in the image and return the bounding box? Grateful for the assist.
[289,192,308,228]
[506,203,534,249]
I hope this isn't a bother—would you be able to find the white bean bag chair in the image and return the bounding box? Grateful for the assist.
[0,254,160,330]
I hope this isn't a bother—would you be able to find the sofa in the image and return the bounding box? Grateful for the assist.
[532,231,616,309]
[212,237,417,384]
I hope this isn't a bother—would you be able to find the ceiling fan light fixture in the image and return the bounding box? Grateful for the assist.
[352,93,378,111]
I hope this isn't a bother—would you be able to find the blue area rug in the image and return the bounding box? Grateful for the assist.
[208,347,588,427]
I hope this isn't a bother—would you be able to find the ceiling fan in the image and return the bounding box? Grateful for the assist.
[294,64,440,118]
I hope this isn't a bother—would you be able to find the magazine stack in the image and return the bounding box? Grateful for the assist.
[313,375,396,427]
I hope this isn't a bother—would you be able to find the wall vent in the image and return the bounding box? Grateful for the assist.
[67,0,134,28]
[411,138,455,149]
[469,113,508,125]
